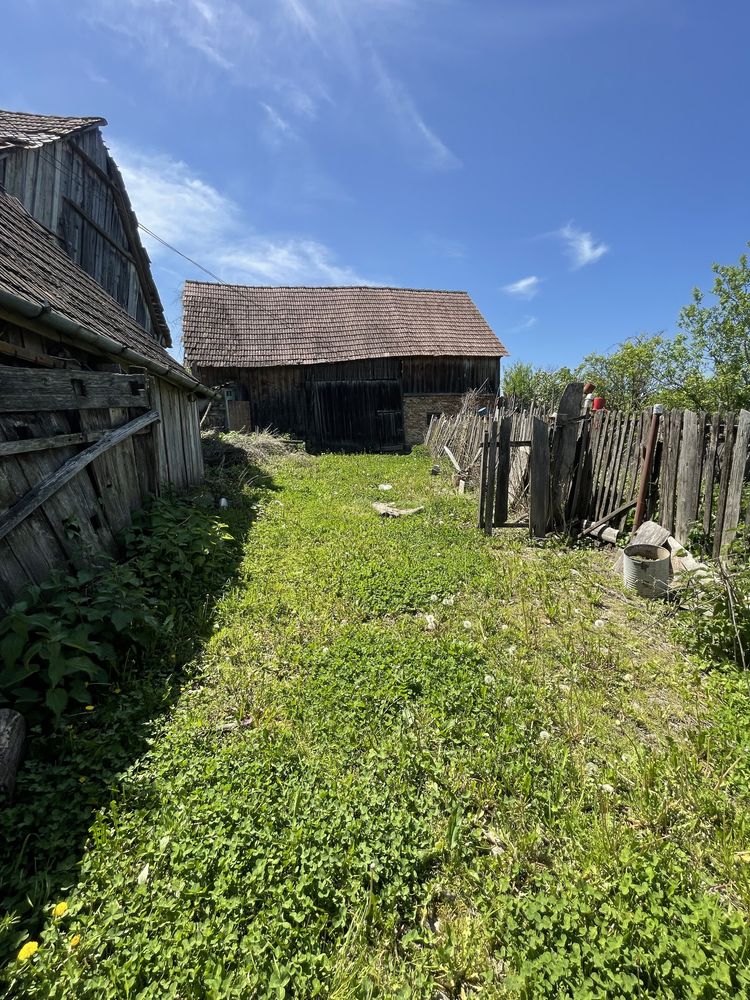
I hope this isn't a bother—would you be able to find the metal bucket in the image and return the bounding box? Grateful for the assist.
[622,543,671,598]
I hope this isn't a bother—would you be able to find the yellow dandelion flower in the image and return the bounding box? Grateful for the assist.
[52,901,68,918]
[70,934,81,948]
[17,941,39,962]
[85,705,95,712]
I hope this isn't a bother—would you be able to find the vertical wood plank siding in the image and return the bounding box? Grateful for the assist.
[0,130,156,338]
[193,356,499,447]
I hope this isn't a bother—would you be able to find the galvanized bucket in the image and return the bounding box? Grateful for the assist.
[622,543,670,598]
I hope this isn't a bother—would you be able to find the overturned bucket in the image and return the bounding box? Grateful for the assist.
[622,543,670,598]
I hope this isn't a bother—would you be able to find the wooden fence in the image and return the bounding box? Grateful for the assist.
[434,391,750,556]
[0,366,203,607]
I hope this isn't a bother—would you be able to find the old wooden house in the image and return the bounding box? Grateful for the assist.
[0,111,212,606]
[182,283,508,450]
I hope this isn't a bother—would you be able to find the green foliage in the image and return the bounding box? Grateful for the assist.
[502,361,576,408]
[577,333,667,412]
[679,558,750,670]
[5,452,750,996]
[661,247,750,411]
[497,850,750,997]
[0,494,234,726]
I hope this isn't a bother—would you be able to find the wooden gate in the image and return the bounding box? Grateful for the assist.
[311,380,404,451]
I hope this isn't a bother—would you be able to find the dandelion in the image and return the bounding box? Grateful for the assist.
[424,614,437,631]
[17,941,38,962]
[504,696,515,707]
[442,596,455,606]
[600,783,616,795]
[462,620,472,630]
[85,705,94,711]
[593,619,605,629]
[539,729,551,742]
[70,934,81,948]
[483,674,495,686]
[52,901,68,918]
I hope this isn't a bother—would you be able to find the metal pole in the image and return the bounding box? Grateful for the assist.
[633,405,663,532]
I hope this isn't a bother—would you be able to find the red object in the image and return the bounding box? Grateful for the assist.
[592,396,605,411]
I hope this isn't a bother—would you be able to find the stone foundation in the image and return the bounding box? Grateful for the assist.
[403,394,465,446]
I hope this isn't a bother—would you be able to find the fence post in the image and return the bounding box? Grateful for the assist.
[530,417,550,538]
[633,405,662,533]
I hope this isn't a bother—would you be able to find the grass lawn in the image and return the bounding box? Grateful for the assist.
[6,448,750,998]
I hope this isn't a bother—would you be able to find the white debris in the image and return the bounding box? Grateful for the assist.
[137,863,150,886]
[424,614,437,631]
[378,483,393,491]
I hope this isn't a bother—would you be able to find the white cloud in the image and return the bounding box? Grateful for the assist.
[111,143,376,350]
[556,223,609,268]
[502,275,541,299]
[371,54,461,170]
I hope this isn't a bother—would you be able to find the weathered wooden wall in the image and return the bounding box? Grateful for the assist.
[193,356,498,449]
[0,317,204,607]
[0,129,163,342]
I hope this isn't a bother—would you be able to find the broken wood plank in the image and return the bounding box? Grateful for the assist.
[443,445,462,473]
[372,502,424,518]
[484,419,498,535]
[0,430,102,457]
[0,709,25,800]
[550,382,584,528]
[0,410,159,543]
[713,413,736,558]
[581,498,636,537]
[0,368,149,412]
[701,411,721,547]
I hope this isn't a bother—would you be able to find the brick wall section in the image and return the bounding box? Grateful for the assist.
[403,394,462,445]
[403,393,497,446]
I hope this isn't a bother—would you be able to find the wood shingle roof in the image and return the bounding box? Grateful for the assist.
[0,110,106,151]
[182,282,508,369]
[0,190,189,383]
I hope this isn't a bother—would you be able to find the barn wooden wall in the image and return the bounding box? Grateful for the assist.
[0,315,204,607]
[194,356,499,444]
[0,129,160,341]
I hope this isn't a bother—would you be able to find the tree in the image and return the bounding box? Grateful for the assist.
[576,334,666,412]
[659,247,750,411]
[502,361,575,409]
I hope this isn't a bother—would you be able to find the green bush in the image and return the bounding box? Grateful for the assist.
[680,558,750,670]
[0,495,234,726]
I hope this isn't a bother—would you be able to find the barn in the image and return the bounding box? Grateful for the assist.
[0,110,212,606]
[182,283,508,450]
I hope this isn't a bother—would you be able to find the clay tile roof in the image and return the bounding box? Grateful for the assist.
[0,109,106,151]
[182,282,508,368]
[0,190,190,383]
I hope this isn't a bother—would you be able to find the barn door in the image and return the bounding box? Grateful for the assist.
[312,380,403,451]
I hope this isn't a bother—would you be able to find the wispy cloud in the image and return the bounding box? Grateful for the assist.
[556,223,609,269]
[502,275,541,299]
[371,53,461,170]
[112,143,376,347]
[259,102,298,148]
[505,315,538,334]
[422,233,466,259]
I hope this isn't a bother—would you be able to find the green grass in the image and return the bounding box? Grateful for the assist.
[5,449,750,998]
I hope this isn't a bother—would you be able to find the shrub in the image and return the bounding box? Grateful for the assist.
[0,495,234,726]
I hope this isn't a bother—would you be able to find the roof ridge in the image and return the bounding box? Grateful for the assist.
[0,108,106,124]
[184,281,469,294]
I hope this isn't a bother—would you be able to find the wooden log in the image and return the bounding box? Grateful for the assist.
[581,520,619,544]
[0,410,159,543]
[530,417,550,538]
[493,416,512,527]
[720,409,750,551]
[0,709,25,800]
[0,338,80,369]
[0,368,149,412]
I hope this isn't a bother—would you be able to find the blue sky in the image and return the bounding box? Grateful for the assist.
[3,0,749,366]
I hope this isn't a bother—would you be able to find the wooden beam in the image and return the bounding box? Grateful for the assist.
[0,368,148,412]
[530,417,550,538]
[0,410,159,542]
[581,498,636,537]
[62,196,136,264]
[0,338,80,370]
[0,430,102,457]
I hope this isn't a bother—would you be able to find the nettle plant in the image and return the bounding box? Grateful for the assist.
[0,495,234,726]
